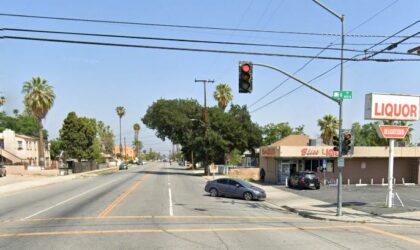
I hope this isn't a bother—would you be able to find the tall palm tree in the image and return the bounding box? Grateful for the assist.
[22,77,55,167]
[0,96,6,112]
[133,123,140,158]
[213,83,233,111]
[318,114,339,145]
[116,106,126,157]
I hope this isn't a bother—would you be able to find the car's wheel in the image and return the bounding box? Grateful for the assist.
[243,192,253,201]
[209,188,218,197]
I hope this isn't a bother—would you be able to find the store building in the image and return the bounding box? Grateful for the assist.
[260,135,420,185]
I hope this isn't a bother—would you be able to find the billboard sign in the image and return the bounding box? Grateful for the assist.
[365,93,419,121]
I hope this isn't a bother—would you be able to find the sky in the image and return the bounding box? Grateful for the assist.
[1,0,419,153]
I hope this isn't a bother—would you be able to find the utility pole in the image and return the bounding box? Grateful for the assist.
[195,79,214,175]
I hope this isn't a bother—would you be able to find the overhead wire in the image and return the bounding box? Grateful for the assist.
[5,35,418,61]
[0,12,419,39]
[250,0,418,113]
[248,0,407,109]
[2,27,418,57]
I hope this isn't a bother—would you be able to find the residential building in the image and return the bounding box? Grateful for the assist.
[0,129,51,166]
[113,146,136,160]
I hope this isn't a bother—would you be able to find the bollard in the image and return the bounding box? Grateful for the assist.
[382,178,384,185]
[359,178,362,185]
[285,178,288,187]
[371,178,373,185]
[347,179,350,185]
[394,178,396,185]
[402,178,405,185]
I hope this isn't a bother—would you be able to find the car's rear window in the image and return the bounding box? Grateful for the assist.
[305,174,316,179]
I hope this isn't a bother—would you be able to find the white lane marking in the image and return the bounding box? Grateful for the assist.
[168,187,173,216]
[411,199,420,203]
[24,177,124,219]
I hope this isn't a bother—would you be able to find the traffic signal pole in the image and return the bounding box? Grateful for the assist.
[313,0,345,216]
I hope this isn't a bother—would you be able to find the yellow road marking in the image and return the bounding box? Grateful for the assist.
[0,215,305,223]
[363,226,420,246]
[97,174,149,217]
[0,225,358,238]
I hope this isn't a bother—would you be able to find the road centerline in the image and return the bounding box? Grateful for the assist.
[98,174,149,217]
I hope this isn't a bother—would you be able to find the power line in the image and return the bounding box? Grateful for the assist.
[249,44,333,108]
[4,35,407,61]
[247,0,414,109]
[2,35,419,62]
[365,31,420,59]
[0,12,419,39]
[3,27,417,56]
[250,2,417,112]
[364,18,420,53]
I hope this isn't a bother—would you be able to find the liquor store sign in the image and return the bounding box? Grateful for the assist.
[365,93,419,121]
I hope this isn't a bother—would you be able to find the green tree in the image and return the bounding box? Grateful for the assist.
[49,139,62,160]
[261,123,293,145]
[0,96,5,109]
[97,121,115,155]
[213,83,233,111]
[0,112,48,139]
[142,100,262,173]
[13,109,19,117]
[318,114,339,145]
[133,123,141,158]
[59,112,100,161]
[229,149,242,165]
[116,106,126,157]
[22,77,55,167]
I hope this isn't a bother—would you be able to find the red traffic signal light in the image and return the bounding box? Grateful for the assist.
[239,62,253,93]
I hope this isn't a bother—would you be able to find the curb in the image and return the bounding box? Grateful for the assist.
[0,166,117,197]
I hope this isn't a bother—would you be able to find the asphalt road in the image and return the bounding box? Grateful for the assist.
[0,162,419,249]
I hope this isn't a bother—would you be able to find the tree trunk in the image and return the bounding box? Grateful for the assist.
[119,117,122,158]
[38,119,45,168]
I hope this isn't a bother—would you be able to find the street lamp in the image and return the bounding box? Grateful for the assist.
[312,0,346,216]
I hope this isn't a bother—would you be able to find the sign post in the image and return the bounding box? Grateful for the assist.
[365,93,419,208]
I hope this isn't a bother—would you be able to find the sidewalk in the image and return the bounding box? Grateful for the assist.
[203,174,420,225]
[0,167,117,197]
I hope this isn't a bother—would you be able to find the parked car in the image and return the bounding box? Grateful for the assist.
[119,163,128,170]
[0,164,6,177]
[288,171,320,190]
[204,178,266,201]
[178,160,184,166]
[137,160,144,165]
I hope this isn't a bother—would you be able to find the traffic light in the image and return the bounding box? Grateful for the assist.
[332,135,339,152]
[239,61,253,93]
[341,132,352,155]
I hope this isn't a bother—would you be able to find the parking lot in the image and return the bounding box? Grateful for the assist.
[280,184,420,215]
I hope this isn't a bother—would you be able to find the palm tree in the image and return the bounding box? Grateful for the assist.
[318,114,339,145]
[13,109,19,117]
[213,83,233,111]
[22,77,55,167]
[116,106,126,157]
[133,123,141,158]
[0,96,6,112]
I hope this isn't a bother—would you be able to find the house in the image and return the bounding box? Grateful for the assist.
[113,146,136,160]
[0,129,51,166]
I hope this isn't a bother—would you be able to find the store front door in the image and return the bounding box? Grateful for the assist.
[277,162,290,185]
